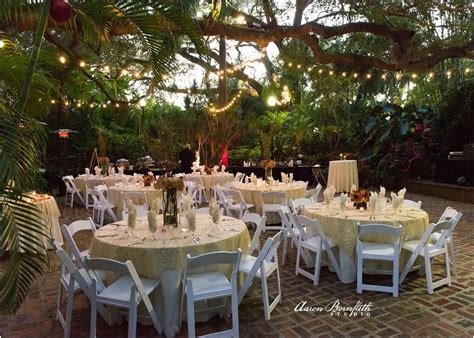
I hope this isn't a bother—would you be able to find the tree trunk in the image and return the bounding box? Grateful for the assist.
[218,35,227,106]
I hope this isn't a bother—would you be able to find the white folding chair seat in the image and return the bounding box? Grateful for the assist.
[238,231,283,321]
[359,242,396,257]
[83,257,163,338]
[431,207,463,274]
[400,219,453,294]
[403,199,422,209]
[181,250,241,338]
[291,215,341,285]
[261,191,286,230]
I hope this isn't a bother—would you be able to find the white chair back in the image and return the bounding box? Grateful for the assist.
[261,191,286,205]
[61,218,96,261]
[289,197,312,214]
[403,199,422,209]
[242,212,267,255]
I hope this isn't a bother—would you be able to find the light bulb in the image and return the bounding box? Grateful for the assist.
[79,61,86,67]
[59,56,66,64]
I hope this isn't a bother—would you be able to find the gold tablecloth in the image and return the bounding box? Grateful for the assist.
[108,185,162,219]
[233,182,306,222]
[90,214,249,337]
[75,175,116,192]
[304,204,429,283]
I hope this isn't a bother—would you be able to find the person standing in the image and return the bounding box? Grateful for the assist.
[179,144,195,173]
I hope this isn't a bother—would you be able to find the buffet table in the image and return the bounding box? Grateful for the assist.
[435,159,474,185]
[304,203,429,283]
[90,214,250,337]
[327,160,359,192]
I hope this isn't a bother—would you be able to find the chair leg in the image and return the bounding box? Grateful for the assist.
[100,210,105,228]
[90,300,97,338]
[445,249,452,286]
[128,303,137,338]
[449,237,456,275]
[276,264,282,304]
[282,235,288,266]
[186,296,196,338]
[313,249,321,286]
[392,256,399,298]
[261,275,270,320]
[56,282,63,323]
[231,290,239,337]
[65,283,75,338]
[295,243,302,276]
[357,253,363,294]
[424,255,433,294]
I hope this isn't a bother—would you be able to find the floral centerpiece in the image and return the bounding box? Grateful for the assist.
[349,189,369,209]
[155,176,184,227]
[260,159,276,184]
[98,156,109,176]
[142,173,154,187]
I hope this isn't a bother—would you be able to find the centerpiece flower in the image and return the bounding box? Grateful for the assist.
[155,176,184,227]
[142,173,154,187]
[260,159,276,184]
[349,189,369,209]
[98,156,110,176]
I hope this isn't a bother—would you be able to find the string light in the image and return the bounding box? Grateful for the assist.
[395,73,402,80]
[121,69,129,76]
[465,68,471,74]
[77,102,82,107]
[79,60,86,68]
[0,40,4,48]
[318,69,323,74]
[134,72,141,78]
[329,70,334,76]
[288,62,293,67]
[59,56,66,64]
[342,72,347,77]
[103,65,110,72]
[51,99,56,104]
[381,74,387,80]
[115,103,120,108]
[353,73,358,78]
[446,70,452,77]
[366,73,372,79]
[428,72,435,78]
[297,64,302,69]
[411,73,417,79]
[89,103,94,108]
[209,89,244,113]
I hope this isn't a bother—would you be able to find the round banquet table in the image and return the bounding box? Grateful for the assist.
[90,214,250,337]
[233,182,306,223]
[327,160,359,193]
[108,185,162,219]
[185,173,234,198]
[303,203,429,283]
[75,174,132,200]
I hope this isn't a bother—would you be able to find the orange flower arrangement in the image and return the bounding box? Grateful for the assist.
[260,159,276,170]
[98,156,109,164]
[349,190,368,208]
[154,176,184,191]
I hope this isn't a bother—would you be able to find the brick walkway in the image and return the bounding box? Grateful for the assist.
[1,192,473,337]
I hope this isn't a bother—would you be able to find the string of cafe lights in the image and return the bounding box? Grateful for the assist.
[277,59,472,81]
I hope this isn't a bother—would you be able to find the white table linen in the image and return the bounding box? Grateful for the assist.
[327,160,359,193]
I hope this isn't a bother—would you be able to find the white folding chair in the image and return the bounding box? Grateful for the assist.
[305,183,322,203]
[278,207,303,265]
[403,199,422,209]
[49,239,109,338]
[181,250,241,338]
[399,219,453,294]
[121,191,149,219]
[356,223,402,297]
[289,197,313,215]
[62,176,84,208]
[85,178,104,208]
[432,207,463,274]
[261,191,286,230]
[224,189,254,219]
[92,185,117,227]
[242,212,267,256]
[61,218,96,262]
[291,215,341,285]
[238,231,283,321]
[234,172,245,182]
[294,180,309,191]
[82,257,163,338]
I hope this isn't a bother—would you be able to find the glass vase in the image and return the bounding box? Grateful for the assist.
[100,163,108,176]
[163,189,178,227]
[265,168,273,184]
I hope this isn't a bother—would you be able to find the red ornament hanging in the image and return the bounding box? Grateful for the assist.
[50,0,72,23]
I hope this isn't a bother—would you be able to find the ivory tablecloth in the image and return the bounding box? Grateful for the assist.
[108,185,162,219]
[327,160,359,193]
[304,204,429,283]
[233,182,306,222]
[90,214,250,337]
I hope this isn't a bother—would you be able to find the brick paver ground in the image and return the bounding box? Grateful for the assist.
[1,192,473,337]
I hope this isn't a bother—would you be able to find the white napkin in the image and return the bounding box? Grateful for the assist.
[221,165,226,172]
[181,194,193,213]
[369,192,378,212]
[250,173,257,185]
[397,188,407,200]
[289,173,294,183]
[94,166,101,176]
[390,192,402,211]
[327,185,336,200]
[350,184,357,193]
[379,186,386,198]
[118,167,124,175]
[213,166,218,174]
[85,168,90,175]
[147,211,157,234]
